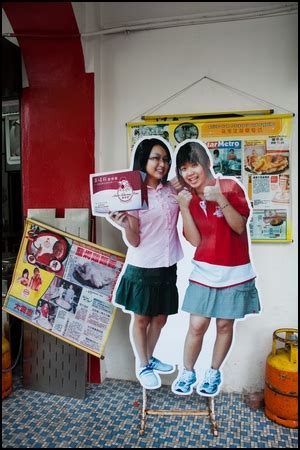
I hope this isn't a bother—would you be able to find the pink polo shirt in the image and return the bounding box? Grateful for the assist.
[126,183,183,268]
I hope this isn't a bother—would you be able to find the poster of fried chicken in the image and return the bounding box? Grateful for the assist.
[2,218,125,357]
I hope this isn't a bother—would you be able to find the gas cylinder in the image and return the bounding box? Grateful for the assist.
[2,336,13,399]
[264,328,298,428]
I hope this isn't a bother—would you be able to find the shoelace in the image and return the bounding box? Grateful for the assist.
[180,369,195,383]
[203,370,219,384]
[140,364,153,376]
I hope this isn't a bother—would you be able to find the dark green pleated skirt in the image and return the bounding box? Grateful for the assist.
[114,264,178,316]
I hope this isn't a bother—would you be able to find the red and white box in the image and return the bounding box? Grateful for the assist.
[90,169,148,215]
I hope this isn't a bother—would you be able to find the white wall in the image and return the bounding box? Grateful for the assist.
[80,7,298,392]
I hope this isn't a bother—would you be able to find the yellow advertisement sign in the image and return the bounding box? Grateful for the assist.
[200,118,283,137]
[3,219,125,357]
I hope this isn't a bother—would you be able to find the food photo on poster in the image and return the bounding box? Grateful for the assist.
[25,226,70,276]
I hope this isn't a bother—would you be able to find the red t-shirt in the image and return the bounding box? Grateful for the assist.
[29,275,42,291]
[189,178,250,267]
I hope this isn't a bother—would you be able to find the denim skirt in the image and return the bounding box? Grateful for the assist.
[182,279,261,319]
[114,264,178,316]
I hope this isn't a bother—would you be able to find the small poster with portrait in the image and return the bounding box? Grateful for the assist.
[2,218,125,357]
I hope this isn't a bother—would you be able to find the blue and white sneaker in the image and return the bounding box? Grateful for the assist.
[197,368,222,397]
[149,356,175,374]
[138,364,161,390]
[172,368,197,396]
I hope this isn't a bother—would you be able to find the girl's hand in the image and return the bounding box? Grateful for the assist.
[169,176,186,192]
[108,211,140,247]
[176,188,193,210]
[203,178,223,202]
[109,212,130,229]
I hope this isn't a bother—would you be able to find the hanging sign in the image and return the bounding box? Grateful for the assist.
[127,113,293,243]
[2,218,125,357]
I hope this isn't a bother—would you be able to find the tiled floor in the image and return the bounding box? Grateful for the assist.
[2,376,298,448]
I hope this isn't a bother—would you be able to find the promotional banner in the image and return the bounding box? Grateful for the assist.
[3,219,125,357]
[127,113,293,242]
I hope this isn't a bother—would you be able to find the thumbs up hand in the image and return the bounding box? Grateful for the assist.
[175,188,193,210]
[203,178,223,202]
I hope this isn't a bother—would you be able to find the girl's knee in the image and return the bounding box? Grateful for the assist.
[216,319,234,334]
[189,316,210,337]
[152,315,167,328]
[189,322,208,337]
[134,316,151,329]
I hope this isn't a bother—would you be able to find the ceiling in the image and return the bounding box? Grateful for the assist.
[98,2,298,28]
[74,2,298,36]
[3,2,298,39]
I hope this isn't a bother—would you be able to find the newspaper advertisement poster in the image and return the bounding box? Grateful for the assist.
[2,218,125,357]
[127,113,293,242]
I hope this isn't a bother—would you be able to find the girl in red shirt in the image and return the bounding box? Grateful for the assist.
[172,140,260,397]
[29,267,42,291]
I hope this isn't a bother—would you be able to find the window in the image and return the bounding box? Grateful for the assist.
[4,113,20,170]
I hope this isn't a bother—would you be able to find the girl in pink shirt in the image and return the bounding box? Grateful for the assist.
[110,137,183,390]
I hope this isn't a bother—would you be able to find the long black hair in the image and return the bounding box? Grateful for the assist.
[133,138,172,184]
[176,141,213,181]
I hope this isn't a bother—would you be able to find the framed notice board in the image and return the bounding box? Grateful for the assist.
[127,111,293,243]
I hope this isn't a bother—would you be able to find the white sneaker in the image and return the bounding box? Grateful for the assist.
[197,368,222,397]
[138,364,161,390]
[172,368,197,396]
[149,356,175,374]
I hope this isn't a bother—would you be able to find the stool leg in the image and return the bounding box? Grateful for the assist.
[140,387,147,435]
[208,397,218,436]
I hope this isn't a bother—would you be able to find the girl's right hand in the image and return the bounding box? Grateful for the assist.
[177,188,193,210]
[109,211,130,229]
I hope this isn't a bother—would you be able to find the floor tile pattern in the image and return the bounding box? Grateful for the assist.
[2,377,298,448]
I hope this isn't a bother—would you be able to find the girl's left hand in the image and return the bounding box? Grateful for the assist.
[203,178,223,202]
